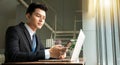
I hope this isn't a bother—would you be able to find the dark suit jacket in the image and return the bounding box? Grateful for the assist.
[5,22,45,62]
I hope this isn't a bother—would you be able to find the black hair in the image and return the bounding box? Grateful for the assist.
[26,3,48,15]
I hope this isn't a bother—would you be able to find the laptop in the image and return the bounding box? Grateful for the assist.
[39,29,85,62]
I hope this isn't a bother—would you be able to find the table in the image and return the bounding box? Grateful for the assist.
[2,58,84,65]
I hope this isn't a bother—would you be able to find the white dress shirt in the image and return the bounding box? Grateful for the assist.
[24,23,50,59]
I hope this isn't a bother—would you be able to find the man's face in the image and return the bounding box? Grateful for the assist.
[26,8,46,31]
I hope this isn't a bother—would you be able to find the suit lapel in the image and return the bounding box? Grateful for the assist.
[19,22,33,51]
[35,35,39,51]
[36,35,44,50]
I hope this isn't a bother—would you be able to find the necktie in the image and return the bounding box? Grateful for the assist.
[32,34,36,52]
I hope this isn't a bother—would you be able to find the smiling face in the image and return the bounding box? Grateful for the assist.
[26,8,46,31]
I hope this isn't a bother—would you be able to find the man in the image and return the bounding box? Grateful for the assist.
[5,3,66,62]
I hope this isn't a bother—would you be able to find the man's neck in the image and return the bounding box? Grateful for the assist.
[26,22,37,32]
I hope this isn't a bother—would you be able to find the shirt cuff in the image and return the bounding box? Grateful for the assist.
[45,49,50,59]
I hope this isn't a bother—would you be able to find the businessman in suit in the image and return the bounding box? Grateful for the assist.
[5,3,67,62]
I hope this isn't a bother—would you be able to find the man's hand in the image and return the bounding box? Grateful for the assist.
[49,45,67,59]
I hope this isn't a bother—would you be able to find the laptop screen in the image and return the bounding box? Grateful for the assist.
[71,29,85,62]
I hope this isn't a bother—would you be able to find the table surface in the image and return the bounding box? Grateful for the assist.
[3,58,85,65]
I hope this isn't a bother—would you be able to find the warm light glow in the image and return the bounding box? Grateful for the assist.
[100,0,111,8]
[104,0,110,7]
[88,0,96,18]
[94,0,96,10]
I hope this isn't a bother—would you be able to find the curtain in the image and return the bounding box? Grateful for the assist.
[96,0,120,65]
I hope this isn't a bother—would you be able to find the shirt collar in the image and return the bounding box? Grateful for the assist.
[24,23,36,39]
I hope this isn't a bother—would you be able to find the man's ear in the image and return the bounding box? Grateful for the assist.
[26,13,31,19]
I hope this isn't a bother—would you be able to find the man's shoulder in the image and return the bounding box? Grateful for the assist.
[7,22,25,31]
